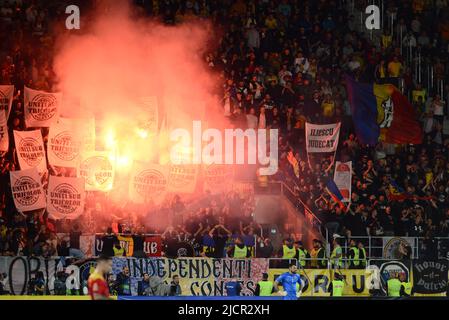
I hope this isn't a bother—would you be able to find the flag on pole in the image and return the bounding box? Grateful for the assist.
[325,179,346,210]
[345,75,422,145]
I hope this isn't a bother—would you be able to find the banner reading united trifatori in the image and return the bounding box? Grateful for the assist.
[10,168,46,212]
[24,87,61,128]
[0,85,14,120]
[128,161,168,204]
[48,120,82,168]
[13,130,47,173]
[0,111,8,152]
[78,151,115,191]
[47,175,85,220]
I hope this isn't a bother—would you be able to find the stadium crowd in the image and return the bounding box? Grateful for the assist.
[0,0,449,263]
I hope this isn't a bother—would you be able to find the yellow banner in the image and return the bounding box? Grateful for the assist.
[268,268,370,296]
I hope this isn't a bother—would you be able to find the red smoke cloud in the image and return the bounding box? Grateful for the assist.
[51,1,228,222]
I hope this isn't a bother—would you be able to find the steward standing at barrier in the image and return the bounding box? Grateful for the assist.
[280,238,297,259]
[274,263,302,300]
[348,239,360,269]
[227,237,251,258]
[255,273,274,296]
[328,272,345,297]
[311,239,327,269]
[295,241,310,268]
[399,273,413,297]
[387,272,402,297]
[358,242,367,268]
[330,237,343,269]
[113,239,126,256]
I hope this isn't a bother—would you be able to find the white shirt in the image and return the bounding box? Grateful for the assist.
[433,101,445,116]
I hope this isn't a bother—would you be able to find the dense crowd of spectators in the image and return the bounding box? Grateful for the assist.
[203,0,449,243]
[1,0,449,261]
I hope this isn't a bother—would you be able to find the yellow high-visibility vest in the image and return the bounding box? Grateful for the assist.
[387,279,402,297]
[349,247,360,266]
[258,281,273,296]
[298,248,308,267]
[282,245,296,258]
[331,245,343,267]
[331,280,345,296]
[113,246,125,256]
[233,245,248,258]
[401,282,412,296]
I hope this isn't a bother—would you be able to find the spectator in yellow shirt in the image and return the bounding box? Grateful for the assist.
[322,94,335,118]
[412,0,425,14]
[265,13,278,30]
[388,56,403,78]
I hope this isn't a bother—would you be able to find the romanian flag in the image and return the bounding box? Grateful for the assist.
[325,179,346,210]
[388,180,407,201]
[388,180,433,201]
[345,76,423,145]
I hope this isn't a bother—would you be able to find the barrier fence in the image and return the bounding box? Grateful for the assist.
[339,236,449,260]
[0,256,447,297]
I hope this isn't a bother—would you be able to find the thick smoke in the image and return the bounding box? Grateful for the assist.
[53,0,224,164]
[51,1,230,229]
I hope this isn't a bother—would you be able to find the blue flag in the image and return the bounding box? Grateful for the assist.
[325,179,345,209]
[344,75,380,145]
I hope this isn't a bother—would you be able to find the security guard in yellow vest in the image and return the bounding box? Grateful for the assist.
[399,273,413,297]
[387,273,402,297]
[330,238,343,269]
[281,239,297,259]
[348,239,360,269]
[295,241,310,268]
[113,240,126,256]
[256,273,274,296]
[328,272,345,297]
[229,237,250,258]
[311,239,327,269]
[358,242,367,268]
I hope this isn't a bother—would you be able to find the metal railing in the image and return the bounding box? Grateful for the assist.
[255,180,326,242]
[340,236,449,260]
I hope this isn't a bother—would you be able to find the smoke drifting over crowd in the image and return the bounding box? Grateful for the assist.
[53,0,224,172]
